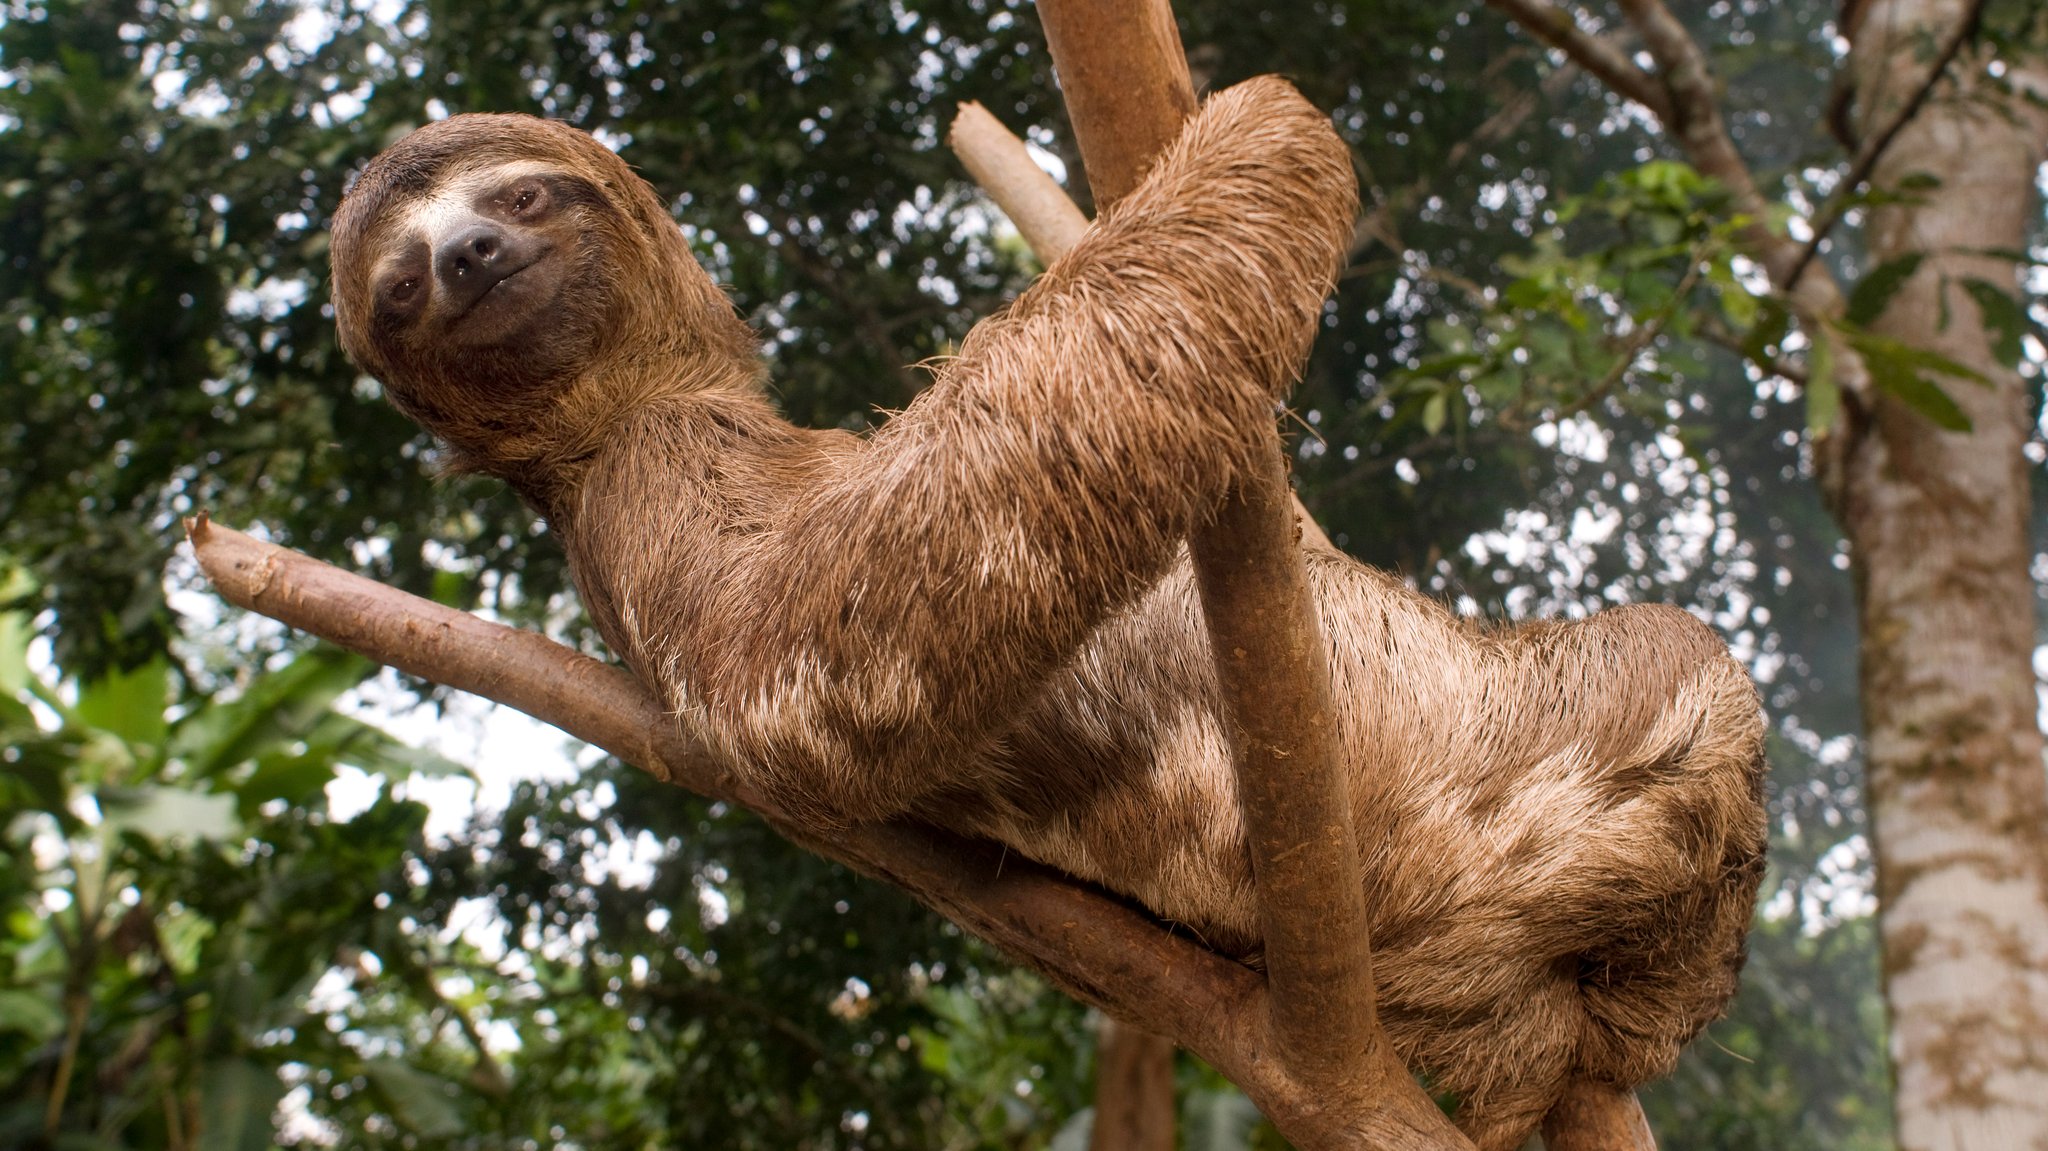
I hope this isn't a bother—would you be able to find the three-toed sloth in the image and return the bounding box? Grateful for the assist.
[331,77,1765,1150]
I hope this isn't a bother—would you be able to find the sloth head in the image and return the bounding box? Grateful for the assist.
[330,114,756,474]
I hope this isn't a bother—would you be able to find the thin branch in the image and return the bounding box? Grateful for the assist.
[947,102,1091,265]
[1563,244,1711,419]
[1033,3,1464,1146]
[1349,56,1558,262]
[1606,0,1874,446]
[1784,0,1987,289]
[1698,315,1809,385]
[1480,0,1673,123]
[181,516,1289,1095]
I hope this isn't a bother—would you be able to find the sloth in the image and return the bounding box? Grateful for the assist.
[330,78,1766,1149]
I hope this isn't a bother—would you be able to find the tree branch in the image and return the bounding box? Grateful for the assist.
[1607,0,1872,508]
[1033,3,1465,1146]
[1480,0,1673,123]
[948,102,1091,265]
[182,517,1264,1047]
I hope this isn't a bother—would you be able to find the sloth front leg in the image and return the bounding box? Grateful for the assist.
[672,77,1358,825]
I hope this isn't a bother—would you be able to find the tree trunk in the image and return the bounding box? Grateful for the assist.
[1844,3,2048,1147]
[1089,1020,1177,1151]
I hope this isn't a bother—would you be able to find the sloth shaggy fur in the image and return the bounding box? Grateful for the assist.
[331,77,1768,1149]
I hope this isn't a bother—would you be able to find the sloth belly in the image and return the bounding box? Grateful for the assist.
[943,549,1763,1126]
[960,689,1267,958]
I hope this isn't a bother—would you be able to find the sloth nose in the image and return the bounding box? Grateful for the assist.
[434,225,514,311]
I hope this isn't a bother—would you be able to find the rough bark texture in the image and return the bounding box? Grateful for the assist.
[1089,1021,1177,1151]
[1844,3,2048,1146]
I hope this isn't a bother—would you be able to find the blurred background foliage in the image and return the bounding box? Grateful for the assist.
[9,0,2027,1145]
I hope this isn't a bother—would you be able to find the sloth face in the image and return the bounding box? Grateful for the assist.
[330,115,661,435]
[361,164,575,351]
[329,113,758,467]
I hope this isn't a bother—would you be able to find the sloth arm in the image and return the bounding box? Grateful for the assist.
[625,77,1357,825]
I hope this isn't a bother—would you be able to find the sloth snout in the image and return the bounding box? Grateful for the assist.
[435,224,516,311]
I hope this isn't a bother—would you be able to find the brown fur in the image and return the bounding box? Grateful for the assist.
[331,78,1766,1150]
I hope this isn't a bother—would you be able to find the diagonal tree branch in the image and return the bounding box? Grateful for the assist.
[182,515,1271,1064]
[948,101,1092,265]
[1480,0,1673,122]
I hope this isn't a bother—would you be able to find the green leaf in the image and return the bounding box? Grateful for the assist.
[0,988,65,1042]
[74,658,169,754]
[101,785,238,843]
[1421,392,1448,436]
[233,753,339,818]
[294,711,470,780]
[1960,278,2029,367]
[364,1058,466,1138]
[1878,371,1971,431]
[1846,253,1925,328]
[198,1058,283,1151]
[1807,337,1841,434]
[171,647,372,778]
[1845,330,1991,387]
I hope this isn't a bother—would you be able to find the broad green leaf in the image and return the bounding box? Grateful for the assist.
[171,647,372,778]
[101,785,237,843]
[0,690,35,732]
[1846,253,1925,328]
[1867,362,1972,431]
[0,988,65,1042]
[296,712,470,780]
[233,753,339,818]
[1961,278,2029,367]
[1846,330,1991,387]
[198,1058,284,1151]
[1421,392,1448,436]
[364,1058,466,1137]
[74,658,168,754]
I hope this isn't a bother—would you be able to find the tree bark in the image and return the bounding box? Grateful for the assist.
[1843,3,2048,1147]
[1089,1020,1177,1151]
[1481,0,2048,1143]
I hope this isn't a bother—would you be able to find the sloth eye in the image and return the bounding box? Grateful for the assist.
[510,184,541,214]
[387,276,420,303]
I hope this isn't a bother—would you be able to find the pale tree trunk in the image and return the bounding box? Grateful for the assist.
[1844,2,2048,1146]
[1089,1020,1176,1151]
